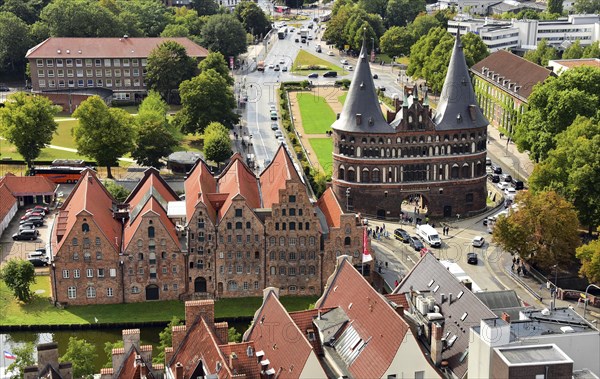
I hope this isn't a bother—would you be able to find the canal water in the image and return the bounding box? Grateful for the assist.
[0,321,249,376]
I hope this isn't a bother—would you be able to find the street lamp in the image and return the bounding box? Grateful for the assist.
[552,264,559,311]
[583,284,600,320]
[345,188,351,211]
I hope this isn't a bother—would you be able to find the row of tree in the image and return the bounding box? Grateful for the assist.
[0,0,275,76]
[524,39,600,66]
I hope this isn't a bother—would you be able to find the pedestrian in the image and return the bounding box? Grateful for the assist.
[546,280,551,291]
[425,217,429,224]
[512,256,517,265]
[382,223,386,231]
[517,266,522,276]
[376,226,380,234]
[516,257,520,265]
[394,280,399,287]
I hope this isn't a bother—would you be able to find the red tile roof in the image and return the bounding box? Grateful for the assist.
[53,169,121,252]
[216,154,260,218]
[244,291,315,379]
[125,168,179,207]
[113,346,156,379]
[0,173,57,196]
[170,317,234,379]
[384,293,410,309]
[218,342,261,378]
[317,188,343,228]
[471,50,554,99]
[316,258,410,378]
[123,197,179,251]
[288,308,335,358]
[259,145,302,209]
[184,160,217,223]
[552,58,600,68]
[0,184,17,224]
[26,37,208,59]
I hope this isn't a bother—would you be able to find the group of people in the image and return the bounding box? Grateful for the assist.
[511,256,528,276]
[367,224,389,240]
[441,225,450,236]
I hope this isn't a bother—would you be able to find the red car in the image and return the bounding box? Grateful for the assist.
[21,212,43,220]
[420,247,433,257]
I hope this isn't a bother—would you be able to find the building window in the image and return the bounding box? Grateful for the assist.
[254,281,259,289]
[114,69,121,77]
[131,286,140,294]
[46,59,53,67]
[148,226,155,238]
[97,268,104,277]
[114,59,121,67]
[132,58,139,66]
[95,237,101,246]
[270,266,276,275]
[110,268,116,277]
[172,266,178,273]
[85,59,92,67]
[72,238,78,246]
[228,281,238,291]
[236,265,243,274]
[289,195,296,203]
[107,288,113,297]
[163,266,168,274]
[62,270,69,279]
[149,252,156,265]
[36,59,43,67]
[150,267,157,279]
[74,269,80,278]
[86,268,93,278]
[68,287,76,299]
[309,266,316,275]
[243,281,249,290]
[289,222,296,230]
[227,222,232,230]
[75,59,82,67]
[163,284,168,291]
[39,80,46,87]
[138,267,144,275]
[236,222,242,229]
[86,287,96,298]
[289,267,296,276]
[235,209,242,217]
[279,267,286,275]
[47,70,54,77]
[289,285,297,292]
[104,59,111,67]
[96,252,102,260]
[123,59,130,67]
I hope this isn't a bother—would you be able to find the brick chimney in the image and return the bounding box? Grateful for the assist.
[165,347,174,364]
[185,300,215,329]
[214,321,229,344]
[501,312,511,323]
[37,342,60,373]
[122,329,141,353]
[175,362,184,379]
[171,325,187,352]
[431,322,444,366]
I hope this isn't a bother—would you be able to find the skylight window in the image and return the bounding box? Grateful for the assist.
[433,285,440,293]
[457,291,464,299]
[461,312,468,321]
[428,279,435,287]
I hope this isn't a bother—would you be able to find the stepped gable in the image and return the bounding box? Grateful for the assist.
[317,187,343,228]
[433,33,488,131]
[259,144,302,209]
[315,257,410,378]
[216,153,260,218]
[331,37,394,134]
[184,159,217,223]
[122,197,179,251]
[53,169,121,252]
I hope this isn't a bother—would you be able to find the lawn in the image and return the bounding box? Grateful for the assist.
[1,137,88,161]
[338,93,347,105]
[292,50,343,75]
[51,119,79,148]
[0,277,317,326]
[296,93,337,134]
[309,138,333,175]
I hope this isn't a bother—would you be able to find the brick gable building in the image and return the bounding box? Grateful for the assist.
[331,35,489,218]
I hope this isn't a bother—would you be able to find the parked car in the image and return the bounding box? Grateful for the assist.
[274,130,283,138]
[472,236,485,248]
[490,174,500,183]
[485,157,492,166]
[409,236,424,251]
[295,38,299,43]
[373,74,378,79]
[501,174,512,183]
[301,38,306,43]
[308,73,318,78]
[497,182,510,191]
[282,66,288,72]
[279,58,285,64]
[268,63,274,69]
[274,65,280,71]
[19,218,44,227]
[0,83,9,92]
[27,256,49,267]
[394,228,410,243]
[21,212,43,220]
[491,164,502,174]
[27,248,46,260]
[420,247,433,257]
[378,86,386,92]
[340,59,348,65]
[19,223,37,231]
[327,51,334,56]
[467,252,478,265]
[26,208,46,217]
[269,104,276,111]
[513,180,524,190]
[271,123,279,131]
[12,229,39,241]
[270,111,278,120]
[33,205,50,213]
[505,187,517,200]
[323,71,337,78]
[347,65,354,71]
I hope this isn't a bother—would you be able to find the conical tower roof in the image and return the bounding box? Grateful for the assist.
[433,34,488,130]
[331,37,394,134]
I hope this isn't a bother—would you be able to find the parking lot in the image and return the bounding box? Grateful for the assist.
[0,207,54,271]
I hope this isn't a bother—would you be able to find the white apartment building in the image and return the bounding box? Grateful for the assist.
[449,14,600,52]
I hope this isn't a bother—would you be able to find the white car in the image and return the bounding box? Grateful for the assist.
[327,51,334,56]
[347,65,354,71]
[307,35,314,40]
[497,182,510,191]
[268,63,274,69]
[504,187,517,200]
[269,104,276,111]
[472,236,485,248]
[340,59,348,65]
[279,58,285,64]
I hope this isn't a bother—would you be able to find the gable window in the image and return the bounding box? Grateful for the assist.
[148,226,155,238]
[235,209,242,217]
[236,222,242,229]
[289,195,296,203]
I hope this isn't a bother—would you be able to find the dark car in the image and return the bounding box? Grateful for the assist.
[0,84,9,92]
[12,229,39,241]
[27,248,46,260]
[271,123,279,131]
[409,236,424,251]
[373,74,378,79]
[378,86,386,92]
[394,228,410,243]
[295,38,299,43]
[27,257,49,267]
[467,252,478,265]
[501,174,512,183]
[323,71,337,78]
[492,164,502,174]
[490,174,500,183]
[308,73,318,78]
[274,65,280,71]
[19,216,44,225]
[513,180,524,190]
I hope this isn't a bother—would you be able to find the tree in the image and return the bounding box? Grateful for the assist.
[61,337,97,379]
[0,0,46,24]
[386,0,426,28]
[0,259,36,303]
[524,39,558,66]
[160,23,190,37]
[576,228,600,284]
[115,0,172,37]
[380,26,414,58]
[175,69,237,134]
[0,11,32,73]
[103,179,131,202]
[228,327,241,343]
[323,4,353,49]
[131,92,177,168]
[39,0,125,37]
[103,341,124,368]
[583,41,600,58]
[461,32,490,66]
[171,6,205,36]
[547,0,563,14]
[153,317,182,364]
[492,191,580,270]
[407,27,450,79]
[513,66,600,162]
[234,1,270,38]
[72,96,135,179]
[6,342,36,379]
[190,0,218,16]
[563,40,584,59]
[357,0,387,18]
[408,14,442,41]
[0,92,58,169]
[573,0,600,13]
[203,122,231,166]
[529,116,600,233]
[198,51,233,86]
[146,40,197,103]
[201,14,247,59]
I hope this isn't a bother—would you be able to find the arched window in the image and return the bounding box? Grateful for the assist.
[280,251,286,260]
[361,169,370,183]
[236,222,242,229]
[72,238,78,246]
[308,266,316,275]
[269,237,276,246]
[227,222,232,229]
[82,223,89,232]
[280,266,286,275]
[309,236,316,245]
[86,286,96,298]
[270,266,276,275]
[162,251,167,259]
[228,281,238,291]
[305,222,310,230]
[344,237,351,246]
[462,163,470,178]
[347,169,356,182]
[372,169,380,183]
[451,164,459,179]
[338,166,345,181]
[279,237,285,246]
[148,226,155,238]
[269,251,275,260]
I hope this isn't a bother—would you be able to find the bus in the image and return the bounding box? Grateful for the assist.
[31,160,95,184]
[277,27,287,39]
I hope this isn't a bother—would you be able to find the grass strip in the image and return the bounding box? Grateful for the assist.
[296,93,336,134]
[308,138,333,175]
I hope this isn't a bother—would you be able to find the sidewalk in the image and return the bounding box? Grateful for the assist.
[486,125,535,182]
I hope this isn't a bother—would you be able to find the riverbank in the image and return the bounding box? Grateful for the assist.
[0,276,317,329]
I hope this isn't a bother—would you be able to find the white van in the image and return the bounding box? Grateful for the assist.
[416,224,442,247]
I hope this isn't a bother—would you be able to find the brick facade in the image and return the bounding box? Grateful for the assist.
[186,202,218,297]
